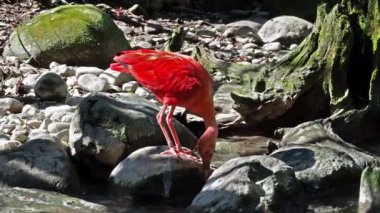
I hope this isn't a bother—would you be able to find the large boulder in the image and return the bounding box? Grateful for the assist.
[108,146,204,205]
[3,4,130,68]
[258,16,313,46]
[271,120,380,194]
[69,93,198,180]
[188,155,306,212]
[0,135,80,192]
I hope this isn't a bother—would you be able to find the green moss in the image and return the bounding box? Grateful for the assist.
[5,4,130,68]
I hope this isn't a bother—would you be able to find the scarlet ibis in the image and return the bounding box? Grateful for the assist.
[110,49,218,176]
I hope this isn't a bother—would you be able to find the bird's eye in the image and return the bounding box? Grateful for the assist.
[115,51,124,56]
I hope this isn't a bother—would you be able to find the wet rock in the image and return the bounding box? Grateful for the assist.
[188,155,306,212]
[258,16,313,46]
[0,97,23,116]
[69,94,197,180]
[3,4,130,68]
[34,72,68,101]
[0,186,107,212]
[358,167,380,213]
[108,146,204,204]
[77,73,109,92]
[0,135,80,192]
[271,120,380,194]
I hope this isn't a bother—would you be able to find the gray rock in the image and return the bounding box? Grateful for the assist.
[47,122,70,134]
[271,120,380,193]
[0,98,23,115]
[258,16,313,46]
[262,42,282,51]
[289,44,298,50]
[3,4,130,68]
[135,87,153,98]
[65,76,78,88]
[144,23,164,34]
[122,81,139,93]
[0,140,22,151]
[188,155,305,212]
[69,94,197,180]
[226,20,262,32]
[22,74,40,89]
[10,128,28,143]
[77,73,109,92]
[34,72,68,101]
[0,186,107,212]
[99,69,134,86]
[44,105,75,118]
[358,167,380,213]
[75,66,104,77]
[108,146,204,204]
[0,135,80,191]
[135,41,153,49]
[234,26,262,44]
[51,64,75,77]
[21,104,42,119]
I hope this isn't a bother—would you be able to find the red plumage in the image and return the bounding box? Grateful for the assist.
[110,49,218,178]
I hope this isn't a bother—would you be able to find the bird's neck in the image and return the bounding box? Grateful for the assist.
[201,104,218,138]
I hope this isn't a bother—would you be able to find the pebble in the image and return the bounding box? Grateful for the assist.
[22,74,40,88]
[289,44,298,50]
[77,74,109,92]
[66,76,78,88]
[75,66,104,77]
[144,23,163,34]
[0,140,22,151]
[10,128,28,143]
[262,42,282,51]
[44,105,75,118]
[47,122,70,134]
[122,81,139,93]
[34,72,68,101]
[51,64,75,77]
[100,68,135,86]
[135,87,152,98]
[39,118,52,130]
[21,104,41,119]
[0,98,23,115]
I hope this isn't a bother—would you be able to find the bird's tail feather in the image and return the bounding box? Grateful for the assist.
[110,62,130,73]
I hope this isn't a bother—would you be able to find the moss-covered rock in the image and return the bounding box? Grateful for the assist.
[3,4,130,68]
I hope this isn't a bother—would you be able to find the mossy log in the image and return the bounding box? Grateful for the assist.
[194,0,379,143]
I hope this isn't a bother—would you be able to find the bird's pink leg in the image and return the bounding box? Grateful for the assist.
[166,106,200,162]
[156,104,174,148]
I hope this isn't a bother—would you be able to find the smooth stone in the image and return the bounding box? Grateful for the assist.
[51,64,75,77]
[44,105,75,118]
[75,66,104,77]
[99,68,134,86]
[34,72,68,101]
[122,81,139,93]
[47,122,70,134]
[144,23,163,34]
[262,42,282,51]
[0,98,23,115]
[65,76,78,88]
[77,73,109,92]
[0,140,22,151]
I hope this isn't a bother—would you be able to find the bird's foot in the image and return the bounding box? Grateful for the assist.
[160,147,201,163]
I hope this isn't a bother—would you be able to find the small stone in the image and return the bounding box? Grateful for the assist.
[208,40,221,49]
[242,43,258,49]
[26,120,42,129]
[262,42,282,51]
[5,56,20,66]
[289,44,298,50]
[135,87,152,98]
[47,122,70,134]
[196,29,217,38]
[0,98,23,115]
[61,113,74,123]
[253,49,265,58]
[44,105,75,118]
[144,23,163,34]
[152,37,165,43]
[78,74,109,92]
[29,129,50,139]
[22,74,40,89]
[21,104,41,119]
[122,81,139,93]
[10,128,29,143]
[0,124,16,134]
[135,41,153,49]
[51,64,75,77]
[100,68,134,86]
[54,129,70,143]
[49,61,60,69]
[251,58,262,64]
[75,66,104,77]
[34,72,68,101]
[39,119,52,130]
[66,76,78,88]
[0,140,22,151]
[185,32,199,42]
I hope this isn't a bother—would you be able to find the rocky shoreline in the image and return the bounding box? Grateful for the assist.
[1,0,379,212]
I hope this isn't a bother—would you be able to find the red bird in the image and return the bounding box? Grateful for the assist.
[110,49,218,176]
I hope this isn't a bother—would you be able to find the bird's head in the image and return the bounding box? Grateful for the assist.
[197,127,218,178]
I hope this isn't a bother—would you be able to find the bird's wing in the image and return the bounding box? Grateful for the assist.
[114,49,210,99]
